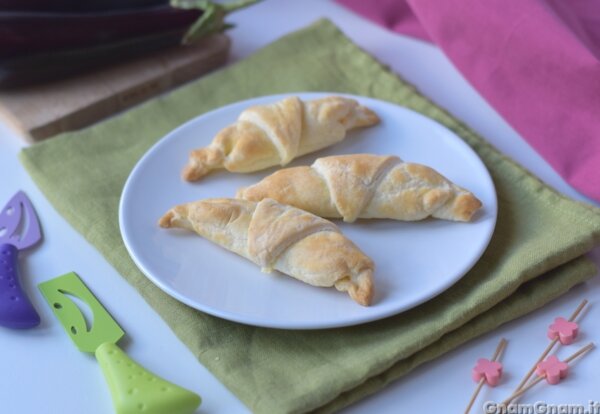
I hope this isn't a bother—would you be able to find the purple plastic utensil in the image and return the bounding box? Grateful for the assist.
[0,191,42,329]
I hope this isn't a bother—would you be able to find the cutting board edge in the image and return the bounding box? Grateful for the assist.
[0,34,231,142]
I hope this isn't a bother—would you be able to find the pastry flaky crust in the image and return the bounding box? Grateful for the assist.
[182,96,379,181]
[158,198,374,306]
[237,154,482,223]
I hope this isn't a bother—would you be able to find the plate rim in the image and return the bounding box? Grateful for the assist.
[119,92,498,330]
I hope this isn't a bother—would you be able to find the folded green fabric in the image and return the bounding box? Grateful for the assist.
[20,20,600,414]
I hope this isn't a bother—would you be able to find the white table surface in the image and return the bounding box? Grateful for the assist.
[1,1,599,413]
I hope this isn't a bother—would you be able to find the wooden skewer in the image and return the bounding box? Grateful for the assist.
[502,342,595,406]
[563,342,594,362]
[514,299,588,392]
[515,338,557,391]
[464,379,485,414]
[464,338,507,414]
[492,339,508,361]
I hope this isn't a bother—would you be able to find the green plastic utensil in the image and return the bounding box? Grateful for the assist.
[39,272,201,414]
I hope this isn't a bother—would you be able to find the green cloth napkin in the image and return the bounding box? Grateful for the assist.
[20,20,600,414]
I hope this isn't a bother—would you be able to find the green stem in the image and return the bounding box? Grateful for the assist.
[222,0,261,12]
[170,0,261,44]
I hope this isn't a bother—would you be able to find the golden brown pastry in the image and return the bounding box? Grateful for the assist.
[158,198,374,306]
[237,154,482,222]
[182,96,379,181]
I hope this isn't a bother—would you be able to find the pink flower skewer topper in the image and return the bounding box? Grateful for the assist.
[464,338,507,414]
[536,355,569,385]
[514,299,588,393]
[472,358,503,386]
[502,344,594,407]
[548,317,579,345]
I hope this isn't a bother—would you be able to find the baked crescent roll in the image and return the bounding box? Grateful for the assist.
[158,198,374,306]
[237,154,482,223]
[182,96,379,181]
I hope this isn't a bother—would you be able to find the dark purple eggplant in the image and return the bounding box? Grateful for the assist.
[0,6,202,60]
[0,0,168,12]
[0,29,185,88]
[0,0,261,88]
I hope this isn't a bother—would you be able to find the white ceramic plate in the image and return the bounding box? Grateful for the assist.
[119,93,497,329]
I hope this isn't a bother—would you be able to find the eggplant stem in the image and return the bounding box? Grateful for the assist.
[171,0,260,44]
[222,0,261,12]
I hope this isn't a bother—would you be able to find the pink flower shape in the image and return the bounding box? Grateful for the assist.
[536,355,569,384]
[472,358,503,386]
[548,317,579,345]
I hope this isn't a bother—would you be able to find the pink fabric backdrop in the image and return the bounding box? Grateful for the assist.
[338,0,600,202]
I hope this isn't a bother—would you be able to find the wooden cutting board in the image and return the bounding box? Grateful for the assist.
[0,34,230,142]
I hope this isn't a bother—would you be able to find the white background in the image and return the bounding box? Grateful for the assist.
[1,1,599,413]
